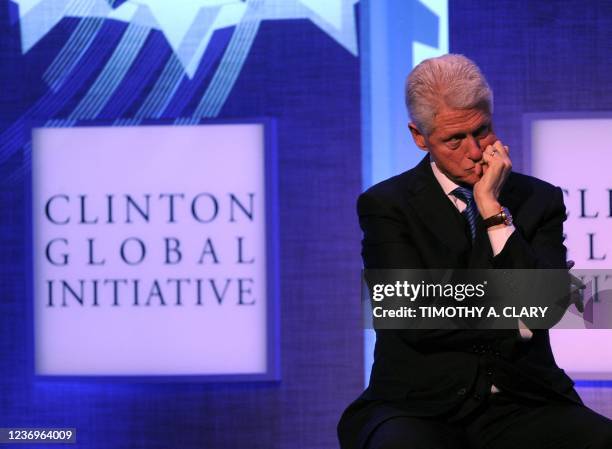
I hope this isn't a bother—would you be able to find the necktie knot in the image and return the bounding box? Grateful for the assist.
[452,186,474,205]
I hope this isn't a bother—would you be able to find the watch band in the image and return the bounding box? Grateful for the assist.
[483,206,513,228]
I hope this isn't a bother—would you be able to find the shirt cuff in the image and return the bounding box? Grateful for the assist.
[487,224,515,256]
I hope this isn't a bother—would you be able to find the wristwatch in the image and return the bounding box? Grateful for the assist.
[483,206,513,228]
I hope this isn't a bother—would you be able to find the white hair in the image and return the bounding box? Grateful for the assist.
[405,54,493,135]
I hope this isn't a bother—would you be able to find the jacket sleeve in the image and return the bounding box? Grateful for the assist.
[492,186,572,328]
[357,191,424,269]
[492,186,567,269]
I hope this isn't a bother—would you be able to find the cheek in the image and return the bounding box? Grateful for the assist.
[451,151,466,166]
[451,145,472,162]
[436,149,462,166]
[438,151,468,174]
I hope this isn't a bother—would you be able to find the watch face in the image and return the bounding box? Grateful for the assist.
[502,207,513,226]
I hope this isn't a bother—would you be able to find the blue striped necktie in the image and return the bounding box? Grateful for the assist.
[452,186,478,241]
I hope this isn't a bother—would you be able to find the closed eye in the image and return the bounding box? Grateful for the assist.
[445,134,465,147]
[446,133,465,142]
[445,124,490,145]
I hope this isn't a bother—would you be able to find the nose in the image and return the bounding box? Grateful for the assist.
[465,135,483,161]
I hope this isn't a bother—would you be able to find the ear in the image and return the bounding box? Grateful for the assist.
[408,123,428,151]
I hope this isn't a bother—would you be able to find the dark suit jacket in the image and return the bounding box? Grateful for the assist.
[338,155,582,449]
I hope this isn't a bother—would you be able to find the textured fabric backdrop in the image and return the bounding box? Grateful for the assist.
[0,2,363,448]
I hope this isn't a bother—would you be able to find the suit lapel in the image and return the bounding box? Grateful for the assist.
[408,156,472,256]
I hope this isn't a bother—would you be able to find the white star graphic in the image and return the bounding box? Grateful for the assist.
[13,0,358,78]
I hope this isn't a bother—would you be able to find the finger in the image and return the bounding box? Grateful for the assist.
[491,141,512,170]
[482,145,511,180]
[482,161,502,179]
[483,146,503,168]
[493,141,510,154]
[480,152,502,180]
[482,145,496,162]
[490,142,508,160]
[495,150,512,169]
[500,152,512,171]
[481,163,488,176]
[480,151,493,174]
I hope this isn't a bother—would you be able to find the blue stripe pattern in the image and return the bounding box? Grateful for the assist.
[452,186,479,240]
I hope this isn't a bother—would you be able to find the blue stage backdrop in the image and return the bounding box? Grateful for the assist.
[0,1,363,448]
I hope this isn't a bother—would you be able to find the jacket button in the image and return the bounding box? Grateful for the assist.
[487,370,493,376]
[457,388,467,396]
[473,394,482,400]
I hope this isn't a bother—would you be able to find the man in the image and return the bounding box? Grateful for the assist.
[338,54,612,449]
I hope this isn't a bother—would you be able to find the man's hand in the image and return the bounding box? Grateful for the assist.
[473,140,512,219]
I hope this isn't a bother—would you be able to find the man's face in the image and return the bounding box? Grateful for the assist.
[409,104,497,186]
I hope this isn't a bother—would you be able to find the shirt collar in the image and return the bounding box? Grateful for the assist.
[429,154,461,196]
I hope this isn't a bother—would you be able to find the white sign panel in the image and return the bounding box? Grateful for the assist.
[32,123,278,378]
[529,115,612,378]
